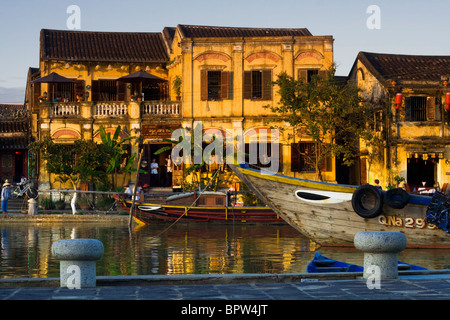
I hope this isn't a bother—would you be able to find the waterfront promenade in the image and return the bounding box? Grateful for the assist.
[1,272,450,300]
[1,212,450,302]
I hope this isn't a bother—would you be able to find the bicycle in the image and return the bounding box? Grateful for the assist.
[10,182,39,200]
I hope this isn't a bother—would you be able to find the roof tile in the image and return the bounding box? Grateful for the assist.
[358,51,450,83]
[40,29,169,63]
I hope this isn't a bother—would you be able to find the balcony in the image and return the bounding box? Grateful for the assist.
[43,100,181,118]
[94,102,128,117]
[141,101,181,116]
[51,102,80,117]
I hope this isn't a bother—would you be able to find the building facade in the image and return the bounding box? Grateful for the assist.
[26,25,335,190]
[0,103,30,184]
[349,51,450,192]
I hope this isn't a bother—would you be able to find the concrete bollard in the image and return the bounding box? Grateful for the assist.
[354,231,407,280]
[28,198,38,215]
[51,239,104,288]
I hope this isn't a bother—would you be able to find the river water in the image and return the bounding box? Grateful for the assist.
[1,222,450,278]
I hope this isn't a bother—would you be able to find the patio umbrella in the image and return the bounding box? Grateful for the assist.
[31,72,75,101]
[117,70,166,83]
[118,70,166,99]
[31,72,76,84]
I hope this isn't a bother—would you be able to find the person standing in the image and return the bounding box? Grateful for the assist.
[150,159,159,187]
[165,155,173,187]
[1,180,12,214]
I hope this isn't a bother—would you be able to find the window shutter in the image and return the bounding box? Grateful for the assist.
[220,71,229,100]
[117,81,126,101]
[262,70,272,100]
[91,80,99,102]
[243,71,252,99]
[426,97,436,121]
[201,70,208,101]
[318,70,328,81]
[33,82,41,109]
[228,72,234,100]
[291,143,300,172]
[404,97,411,121]
[75,80,85,100]
[298,69,308,82]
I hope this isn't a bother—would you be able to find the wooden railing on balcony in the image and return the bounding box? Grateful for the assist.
[141,101,181,116]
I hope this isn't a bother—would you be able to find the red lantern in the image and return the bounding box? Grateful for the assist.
[445,92,450,111]
[395,93,403,109]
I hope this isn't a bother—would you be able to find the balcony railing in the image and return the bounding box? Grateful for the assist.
[142,101,181,116]
[46,100,181,118]
[51,103,80,117]
[94,102,128,117]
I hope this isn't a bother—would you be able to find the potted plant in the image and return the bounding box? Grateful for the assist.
[97,196,115,211]
[40,197,55,210]
[173,75,182,100]
[77,197,91,210]
[54,199,66,210]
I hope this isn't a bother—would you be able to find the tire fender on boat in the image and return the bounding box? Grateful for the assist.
[351,184,384,219]
[384,188,410,209]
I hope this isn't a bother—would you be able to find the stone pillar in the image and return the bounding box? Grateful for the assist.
[354,231,407,280]
[28,198,38,215]
[52,239,104,288]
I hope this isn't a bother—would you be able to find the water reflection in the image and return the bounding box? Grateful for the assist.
[2,222,450,279]
[0,223,317,278]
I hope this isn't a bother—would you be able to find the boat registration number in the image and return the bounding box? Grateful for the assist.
[378,215,437,230]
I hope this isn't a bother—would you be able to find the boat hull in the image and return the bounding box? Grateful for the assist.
[230,165,450,248]
[115,196,284,224]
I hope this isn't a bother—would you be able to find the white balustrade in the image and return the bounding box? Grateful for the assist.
[52,103,80,117]
[94,103,128,117]
[142,101,181,116]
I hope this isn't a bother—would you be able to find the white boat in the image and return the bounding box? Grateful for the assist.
[229,164,450,248]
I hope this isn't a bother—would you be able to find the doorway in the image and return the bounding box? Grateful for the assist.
[407,157,437,191]
[140,144,172,188]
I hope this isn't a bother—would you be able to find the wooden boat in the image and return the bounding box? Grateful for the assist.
[114,191,284,225]
[307,252,427,273]
[229,164,450,248]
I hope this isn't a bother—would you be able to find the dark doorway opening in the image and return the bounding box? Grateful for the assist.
[14,151,25,182]
[140,144,172,188]
[407,157,436,191]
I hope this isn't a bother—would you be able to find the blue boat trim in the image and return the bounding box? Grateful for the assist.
[307,253,427,273]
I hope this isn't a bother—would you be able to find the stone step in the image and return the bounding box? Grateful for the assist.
[4,198,29,213]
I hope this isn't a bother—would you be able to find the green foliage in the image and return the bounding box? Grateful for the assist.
[173,75,182,97]
[267,67,377,180]
[29,125,138,191]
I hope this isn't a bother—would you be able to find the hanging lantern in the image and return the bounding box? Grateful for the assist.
[445,92,450,110]
[395,93,403,109]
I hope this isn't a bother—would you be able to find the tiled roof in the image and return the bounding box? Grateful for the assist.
[40,29,169,63]
[177,24,312,38]
[0,137,30,150]
[0,105,28,136]
[358,51,450,83]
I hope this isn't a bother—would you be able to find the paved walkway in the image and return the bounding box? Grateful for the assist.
[1,274,450,301]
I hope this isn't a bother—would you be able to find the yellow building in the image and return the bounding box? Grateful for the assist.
[349,51,450,192]
[165,25,335,184]
[26,25,335,191]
